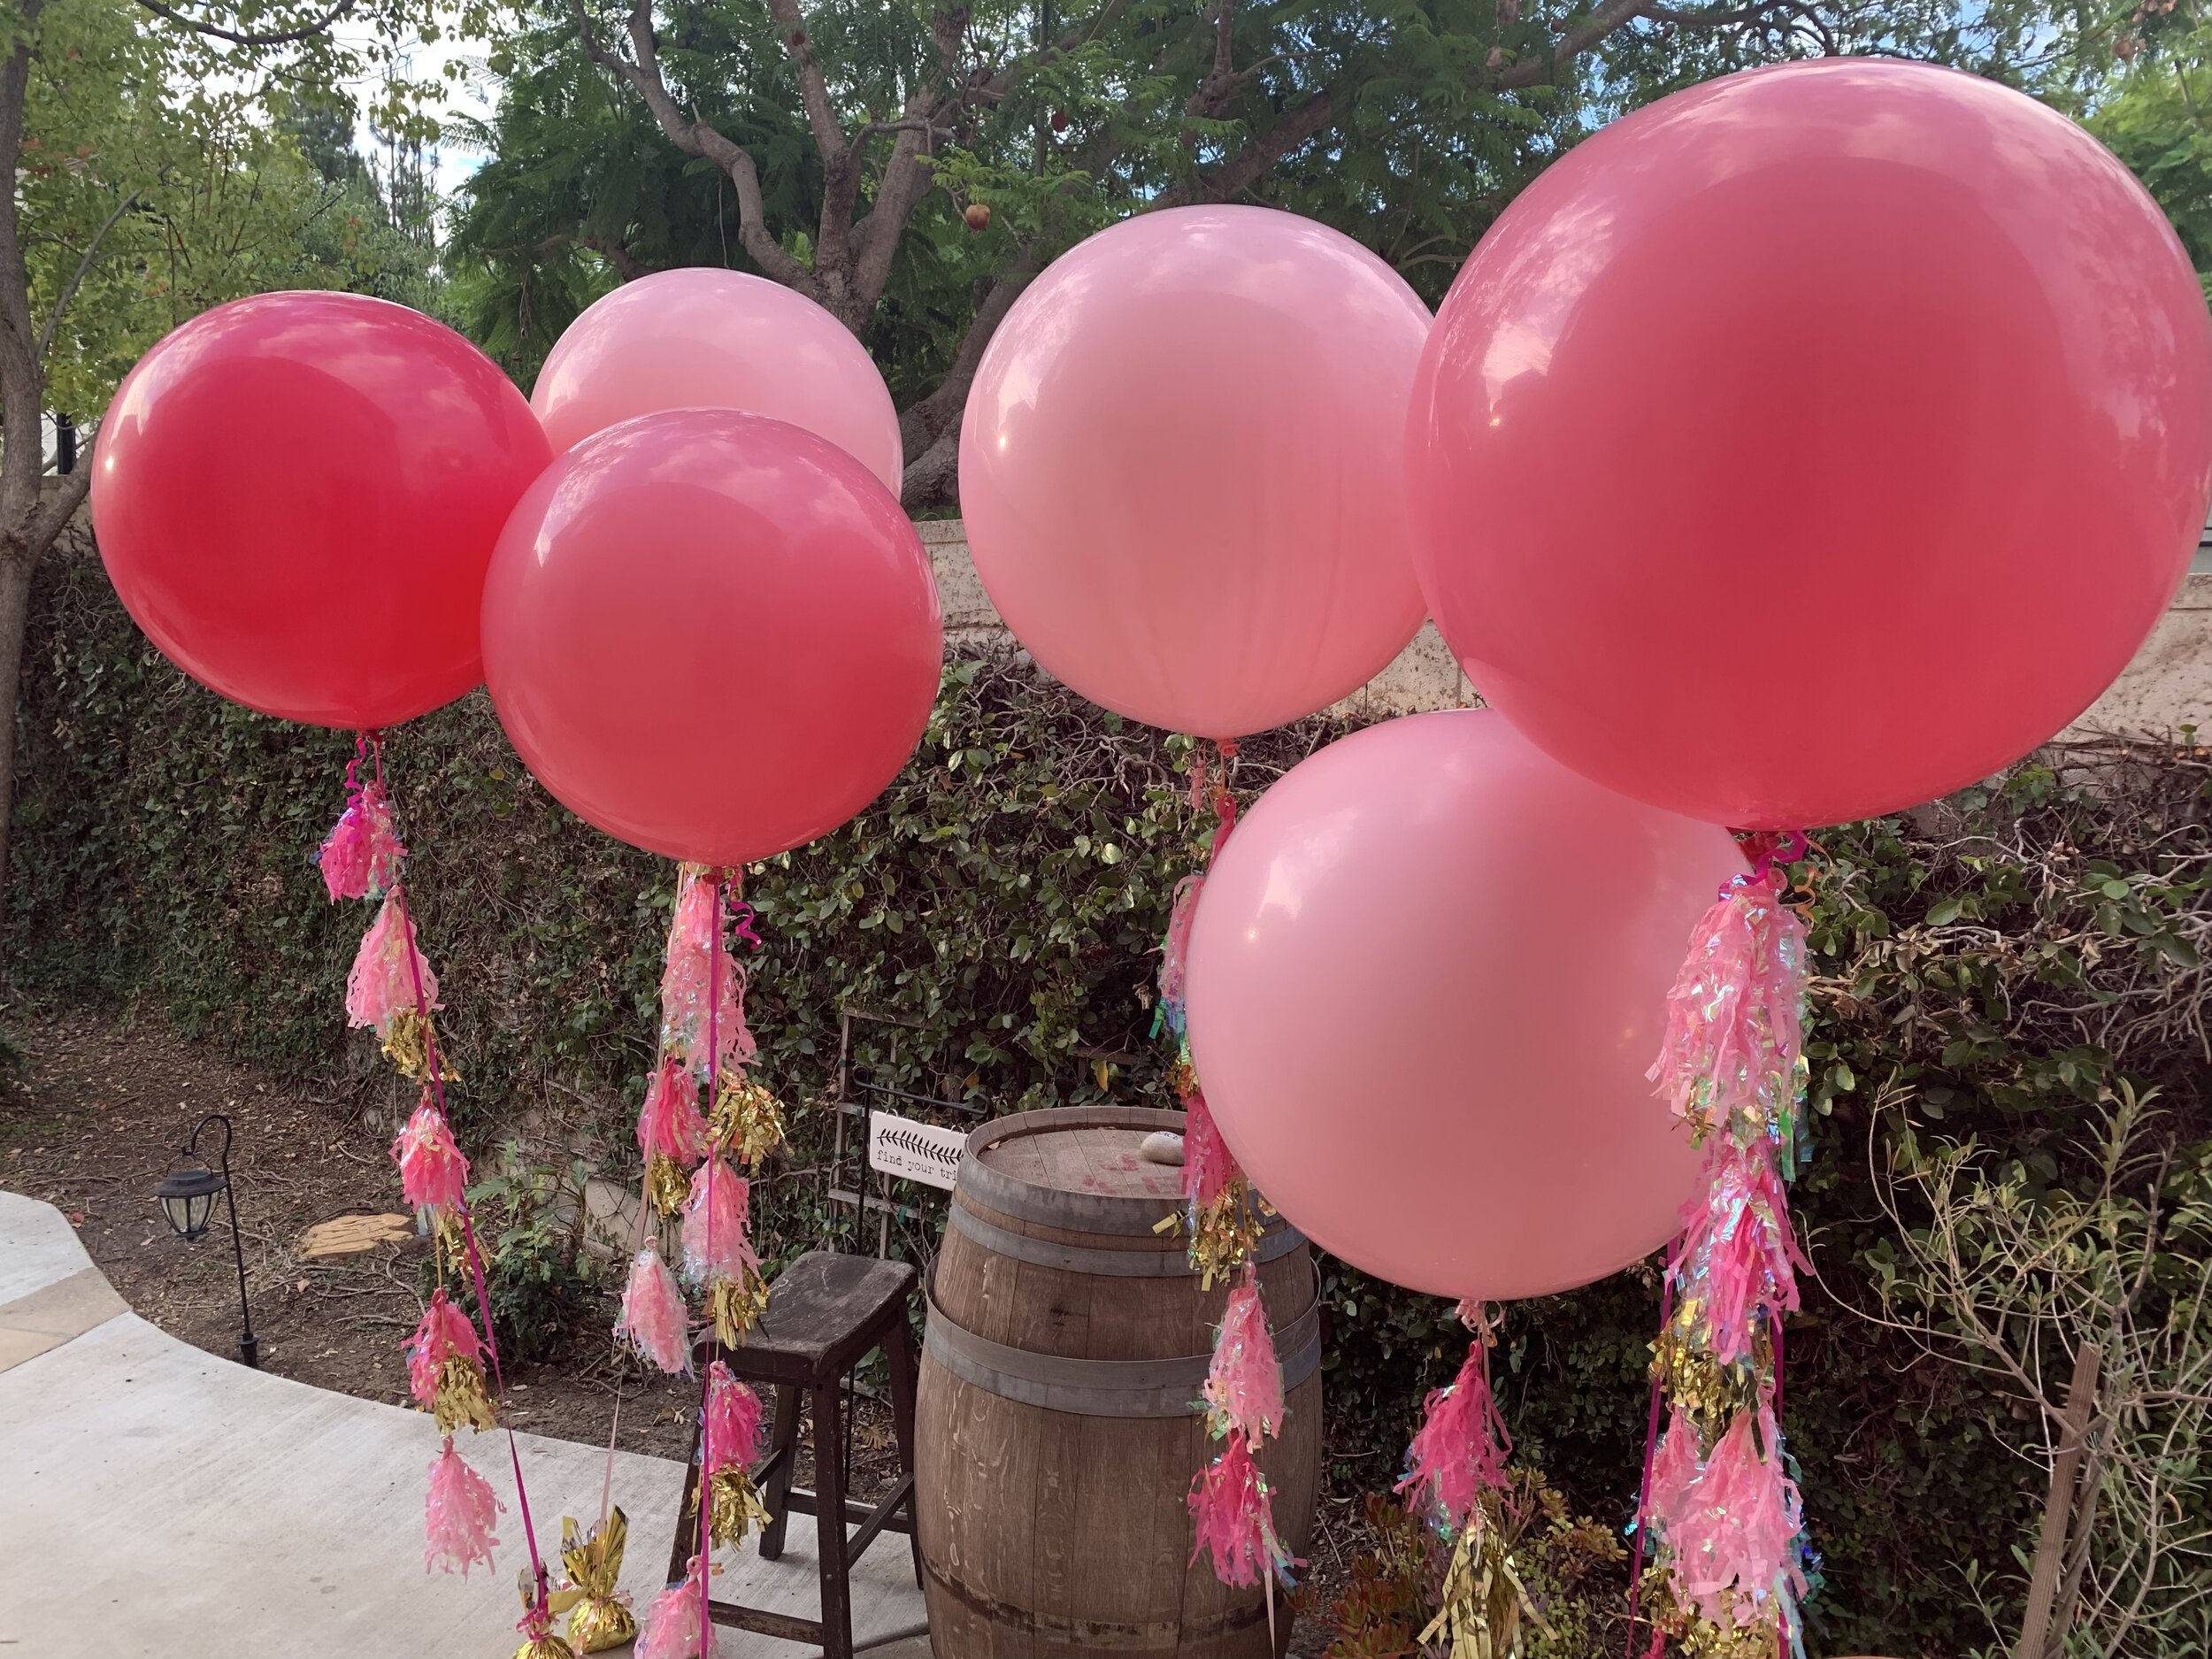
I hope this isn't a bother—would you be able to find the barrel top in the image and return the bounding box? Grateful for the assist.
[979,1124,1185,1201]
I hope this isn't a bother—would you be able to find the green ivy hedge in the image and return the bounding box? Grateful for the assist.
[12,529,2209,1655]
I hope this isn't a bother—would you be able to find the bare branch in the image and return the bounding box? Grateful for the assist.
[132,0,355,48]
[1154,88,1336,209]
[27,459,90,551]
[1494,0,1653,88]
[35,190,140,363]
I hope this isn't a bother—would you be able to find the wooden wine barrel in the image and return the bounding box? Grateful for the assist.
[917,1106,1321,1659]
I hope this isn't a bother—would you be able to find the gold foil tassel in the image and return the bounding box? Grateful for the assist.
[1418,1511,1532,1659]
[380,1006,457,1086]
[709,1266,771,1347]
[1188,1179,1266,1290]
[547,1509,636,1654]
[644,1153,690,1219]
[711,1072,787,1171]
[705,1464,774,1549]
[434,1353,498,1435]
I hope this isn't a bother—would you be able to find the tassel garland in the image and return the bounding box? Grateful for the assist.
[616,1242,693,1375]
[425,1434,503,1576]
[1637,840,1817,1657]
[347,887,441,1032]
[638,1058,707,1217]
[661,864,752,1077]
[1187,1430,1297,1589]
[701,1362,772,1548]
[1397,1318,1510,1532]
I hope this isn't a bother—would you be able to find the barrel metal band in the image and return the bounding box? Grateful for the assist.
[949,1201,1305,1278]
[957,1105,1191,1234]
[922,1275,1322,1419]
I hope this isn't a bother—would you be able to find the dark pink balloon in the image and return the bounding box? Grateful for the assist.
[1409,59,2212,829]
[481,410,942,865]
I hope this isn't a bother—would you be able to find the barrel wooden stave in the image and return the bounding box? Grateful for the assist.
[918,1107,1320,1659]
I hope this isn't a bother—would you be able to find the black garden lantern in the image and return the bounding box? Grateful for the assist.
[155,1114,259,1369]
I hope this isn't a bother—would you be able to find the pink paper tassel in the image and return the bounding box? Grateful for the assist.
[1182,1091,1237,1214]
[1202,1270,1284,1443]
[1657,1404,1806,1629]
[661,867,754,1076]
[1645,1404,1705,1533]
[1680,1141,1807,1365]
[1649,872,1808,1137]
[390,1096,469,1225]
[704,1360,765,1475]
[617,1242,693,1374]
[406,1288,485,1409]
[680,1156,758,1284]
[638,1057,707,1167]
[424,1433,503,1576]
[1397,1337,1511,1531]
[347,887,439,1031]
[318,779,406,902]
[1188,1429,1297,1588]
[1156,872,1204,1033]
[635,1555,707,1659]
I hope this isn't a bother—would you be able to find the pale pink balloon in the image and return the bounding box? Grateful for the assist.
[532,268,903,493]
[958,206,1431,739]
[1185,710,1743,1302]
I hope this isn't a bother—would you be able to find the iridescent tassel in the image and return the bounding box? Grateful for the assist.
[391,1094,469,1228]
[549,1509,635,1653]
[347,887,439,1033]
[408,1288,495,1433]
[319,774,408,901]
[1181,1087,1237,1214]
[1397,1328,1511,1531]
[710,1071,787,1171]
[1187,1428,1298,1589]
[1202,1266,1284,1443]
[679,1156,758,1286]
[1645,1405,1706,1532]
[1661,1404,1807,1635]
[661,865,752,1077]
[702,1362,772,1547]
[638,1058,706,1217]
[635,1555,706,1659]
[1680,1141,1806,1366]
[1156,872,1204,1034]
[616,1242,692,1375]
[425,1433,503,1576]
[1648,869,1809,1144]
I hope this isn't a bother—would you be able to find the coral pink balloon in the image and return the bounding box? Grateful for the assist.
[1186,710,1741,1302]
[481,410,941,865]
[960,206,1431,738]
[532,268,903,495]
[1409,59,2212,830]
[93,291,550,728]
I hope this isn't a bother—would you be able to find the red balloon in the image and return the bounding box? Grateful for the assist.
[481,410,943,865]
[92,292,550,728]
[1409,60,2212,829]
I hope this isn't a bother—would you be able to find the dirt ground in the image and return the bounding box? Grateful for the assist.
[0,1003,1352,1654]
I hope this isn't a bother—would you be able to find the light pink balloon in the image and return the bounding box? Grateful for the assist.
[531,268,903,494]
[1185,710,1743,1302]
[958,206,1432,739]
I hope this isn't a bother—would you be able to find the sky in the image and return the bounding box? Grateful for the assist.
[330,19,496,196]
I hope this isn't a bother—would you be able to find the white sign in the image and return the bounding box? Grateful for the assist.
[868,1110,966,1192]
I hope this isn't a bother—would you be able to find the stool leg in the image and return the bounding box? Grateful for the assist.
[811,1380,854,1659]
[885,1317,924,1588]
[758,1382,802,1562]
[666,1401,704,1587]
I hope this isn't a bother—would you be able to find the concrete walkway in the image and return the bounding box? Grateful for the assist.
[0,1191,929,1656]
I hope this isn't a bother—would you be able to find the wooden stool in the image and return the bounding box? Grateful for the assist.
[665,1250,922,1659]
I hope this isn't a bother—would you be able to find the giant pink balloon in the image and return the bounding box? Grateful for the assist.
[532,268,903,494]
[960,206,1431,739]
[481,410,941,866]
[1409,59,2212,830]
[1185,710,1741,1302]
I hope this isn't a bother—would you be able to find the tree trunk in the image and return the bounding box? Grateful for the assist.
[0,541,34,964]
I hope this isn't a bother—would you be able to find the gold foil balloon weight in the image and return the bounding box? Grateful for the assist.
[547,1509,636,1653]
